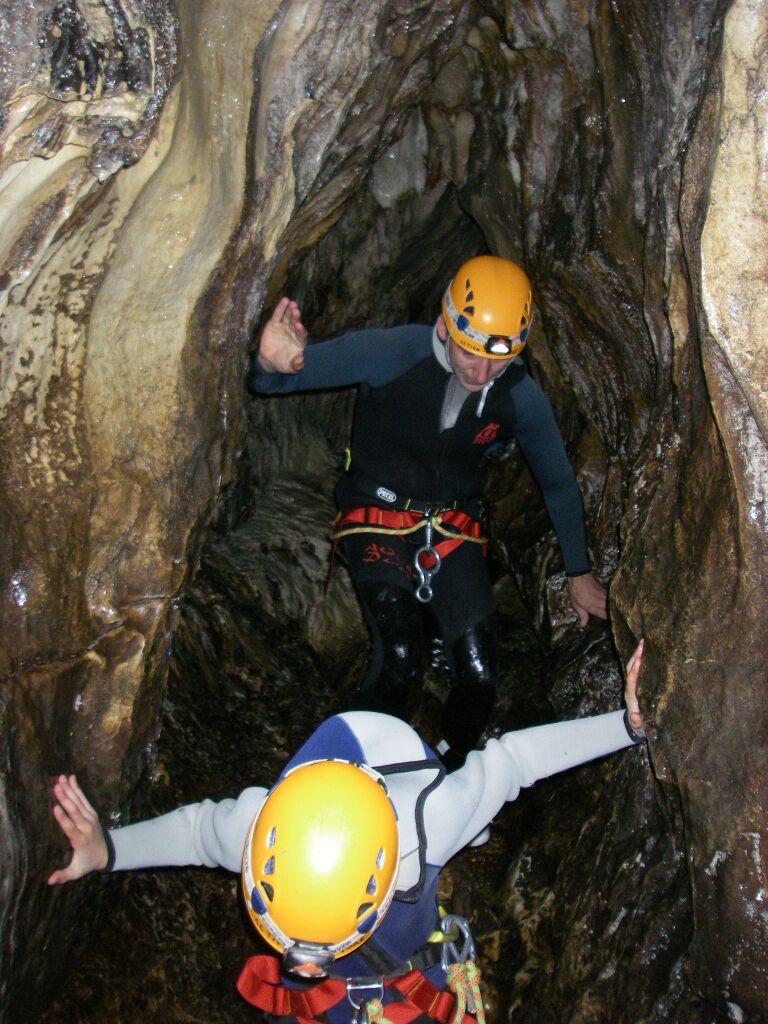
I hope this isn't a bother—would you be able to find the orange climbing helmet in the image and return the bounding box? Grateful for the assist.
[242,759,400,979]
[441,255,533,359]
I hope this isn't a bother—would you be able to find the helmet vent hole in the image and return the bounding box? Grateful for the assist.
[267,826,277,848]
[366,874,377,896]
[260,881,275,903]
[375,847,385,870]
[263,855,275,875]
[356,901,374,920]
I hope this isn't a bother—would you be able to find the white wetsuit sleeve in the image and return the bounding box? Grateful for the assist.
[424,709,634,864]
[108,786,268,875]
[498,708,634,787]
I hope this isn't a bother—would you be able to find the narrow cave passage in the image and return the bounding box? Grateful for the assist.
[5,1,766,1023]
[39,200,661,1022]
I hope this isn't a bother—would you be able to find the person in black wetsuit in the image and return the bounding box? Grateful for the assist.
[248,256,608,769]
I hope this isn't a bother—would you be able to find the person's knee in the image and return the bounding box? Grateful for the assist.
[356,582,425,713]
[447,613,498,693]
[440,614,499,758]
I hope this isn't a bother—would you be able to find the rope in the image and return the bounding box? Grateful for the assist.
[363,997,396,1023]
[446,961,486,1024]
[331,512,487,545]
[331,520,426,541]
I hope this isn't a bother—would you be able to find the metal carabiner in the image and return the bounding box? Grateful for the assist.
[440,913,477,970]
[414,515,441,604]
[346,977,384,1023]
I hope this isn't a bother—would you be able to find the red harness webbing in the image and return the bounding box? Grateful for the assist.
[326,507,486,590]
[236,954,477,1023]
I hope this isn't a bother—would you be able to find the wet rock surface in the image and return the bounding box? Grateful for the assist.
[2,0,767,1022]
[38,534,651,1023]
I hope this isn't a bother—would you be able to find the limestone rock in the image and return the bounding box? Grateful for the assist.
[1,1,766,1022]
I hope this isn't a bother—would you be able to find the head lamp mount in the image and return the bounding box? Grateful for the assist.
[283,941,336,979]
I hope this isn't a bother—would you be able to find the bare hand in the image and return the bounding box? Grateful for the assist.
[567,572,608,626]
[257,297,308,374]
[47,774,108,885]
[624,639,645,738]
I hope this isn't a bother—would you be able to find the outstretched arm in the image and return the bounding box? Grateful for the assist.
[624,638,645,738]
[426,639,647,859]
[47,774,108,884]
[257,297,308,374]
[568,572,608,625]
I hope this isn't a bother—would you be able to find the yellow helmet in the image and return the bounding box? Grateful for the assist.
[441,255,533,359]
[242,760,400,978]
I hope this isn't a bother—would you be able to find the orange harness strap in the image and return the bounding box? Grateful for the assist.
[237,955,345,1023]
[236,956,479,1024]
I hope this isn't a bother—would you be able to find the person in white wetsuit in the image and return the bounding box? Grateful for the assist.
[48,641,646,1024]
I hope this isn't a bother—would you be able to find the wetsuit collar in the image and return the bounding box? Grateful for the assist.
[432,326,489,417]
[431,323,452,371]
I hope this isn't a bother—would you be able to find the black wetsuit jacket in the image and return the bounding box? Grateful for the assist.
[249,324,591,575]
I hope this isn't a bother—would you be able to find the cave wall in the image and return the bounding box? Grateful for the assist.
[1,0,766,1021]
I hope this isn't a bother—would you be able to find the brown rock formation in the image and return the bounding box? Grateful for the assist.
[1,1,765,1021]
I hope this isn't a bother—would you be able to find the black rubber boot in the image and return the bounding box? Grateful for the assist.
[354,581,426,719]
[441,613,498,762]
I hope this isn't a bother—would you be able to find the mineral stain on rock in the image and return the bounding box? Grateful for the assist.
[42,0,152,99]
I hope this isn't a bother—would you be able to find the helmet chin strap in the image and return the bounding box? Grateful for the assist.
[432,322,453,372]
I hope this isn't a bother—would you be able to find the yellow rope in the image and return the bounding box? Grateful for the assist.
[446,960,486,1024]
[331,520,426,541]
[361,960,485,1024]
[363,997,395,1023]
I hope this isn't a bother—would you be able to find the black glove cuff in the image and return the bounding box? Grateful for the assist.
[623,709,646,744]
[102,828,116,872]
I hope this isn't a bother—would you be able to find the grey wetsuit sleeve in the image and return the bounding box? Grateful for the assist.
[107,786,268,875]
[511,373,591,575]
[248,325,433,393]
[425,709,635,864]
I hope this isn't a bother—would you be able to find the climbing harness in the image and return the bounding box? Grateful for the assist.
[348,974,385,1024]
[328,506,487,603]
[347,978,385,1024]
[237,913,486,1024]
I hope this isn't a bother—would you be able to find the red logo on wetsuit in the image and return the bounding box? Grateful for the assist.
[362,543,413,578]
[473,422,501,445]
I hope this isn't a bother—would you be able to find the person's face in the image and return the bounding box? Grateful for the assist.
[436,315,514,391]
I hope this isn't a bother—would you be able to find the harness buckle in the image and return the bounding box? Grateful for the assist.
[346,977,384,1022]
[440,914,477,970]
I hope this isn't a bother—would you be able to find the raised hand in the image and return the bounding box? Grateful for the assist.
[624,639,645,738]
[257,297,308,374]
[47,774,109,885]
[567,572,608,626]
